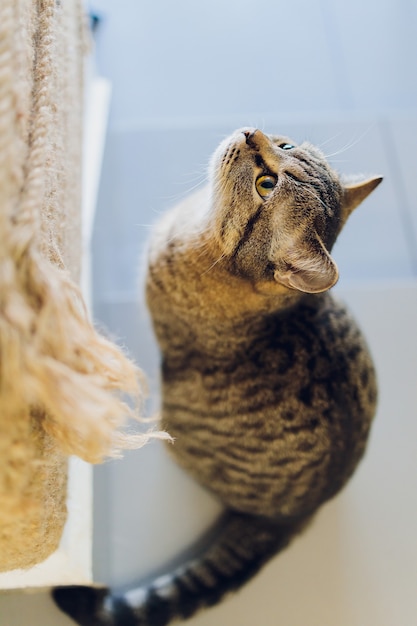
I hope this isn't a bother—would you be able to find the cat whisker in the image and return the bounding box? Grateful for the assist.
[200,251,227,276]
[184,178,209,195]
[323,124,376,160]
[133,223,157,229]
[287,177,330,214]
[160,171,209,204]
[315,131,345,152]
[175,169,208,186]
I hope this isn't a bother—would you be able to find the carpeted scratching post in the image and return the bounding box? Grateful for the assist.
[0,0,160,572]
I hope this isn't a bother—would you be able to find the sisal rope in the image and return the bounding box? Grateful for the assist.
[0,0,166,571]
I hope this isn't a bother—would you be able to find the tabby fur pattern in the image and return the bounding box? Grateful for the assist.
[53,128,382,625]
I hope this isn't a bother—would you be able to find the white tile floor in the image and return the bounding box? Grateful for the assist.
[1,0,416,623]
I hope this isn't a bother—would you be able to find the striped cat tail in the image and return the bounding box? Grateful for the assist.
[53,511,305,625]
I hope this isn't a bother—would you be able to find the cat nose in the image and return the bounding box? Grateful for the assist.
[242,129,258,147]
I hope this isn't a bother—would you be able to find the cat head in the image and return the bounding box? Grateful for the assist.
[208,128,382,294]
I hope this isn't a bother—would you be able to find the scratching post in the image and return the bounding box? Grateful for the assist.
[0,0,156,572]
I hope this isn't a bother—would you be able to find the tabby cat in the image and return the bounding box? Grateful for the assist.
[54,128,382,625]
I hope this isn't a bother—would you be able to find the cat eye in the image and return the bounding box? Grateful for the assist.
[279,143,295,150]
[256,175,277,198]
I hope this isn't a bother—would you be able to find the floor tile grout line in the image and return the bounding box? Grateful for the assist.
[378,118,417,277]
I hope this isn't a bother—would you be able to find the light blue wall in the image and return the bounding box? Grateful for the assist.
[93,0,417,126]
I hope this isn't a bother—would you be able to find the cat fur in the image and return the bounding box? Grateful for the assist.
[53,128,382,625]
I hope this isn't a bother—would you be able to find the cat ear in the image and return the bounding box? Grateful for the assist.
[342,176,383,218]
[274,235,339,294]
